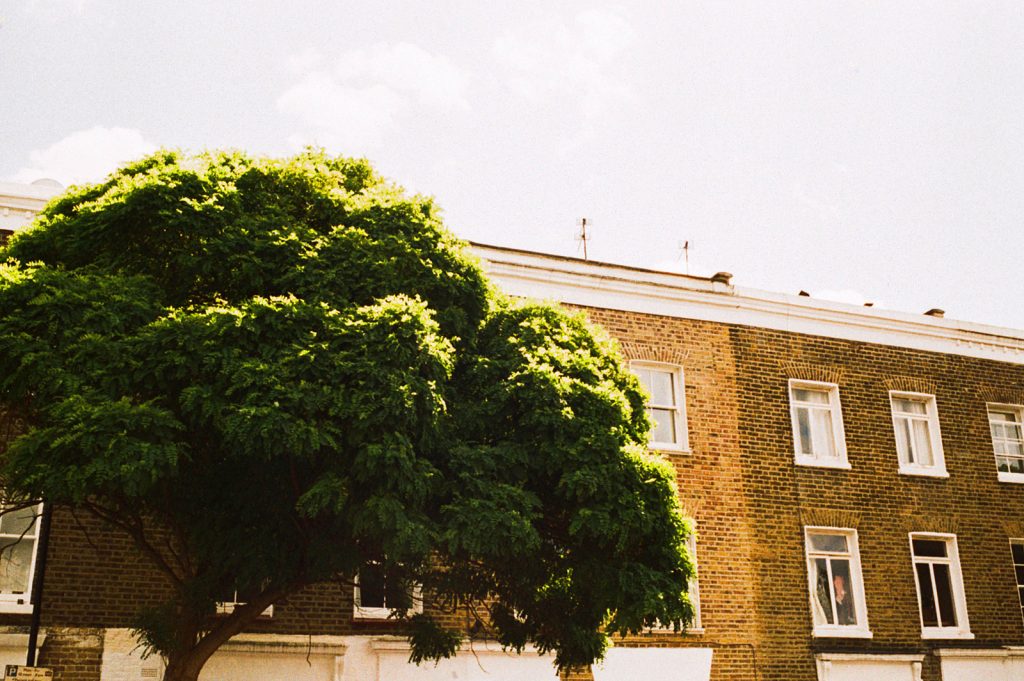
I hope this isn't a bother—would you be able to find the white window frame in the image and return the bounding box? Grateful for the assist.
[1010,539,1024,629]
[353,564,424,620]
[686,532,702,632]
[0,502,42,615]
[987,404,1024,484]
[215,587,273,618]
[889,391,947,477]
[788,380,849,469]
[803,527,871,638]
[908,532,972,639]
[631,362,690,453]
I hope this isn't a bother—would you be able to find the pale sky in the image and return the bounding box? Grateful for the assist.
[3,1,1024,329]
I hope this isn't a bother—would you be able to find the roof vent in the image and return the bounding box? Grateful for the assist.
[863,302,874,307]
[711,271,733,285]
[924,308,945,318]
[798,290,810,297]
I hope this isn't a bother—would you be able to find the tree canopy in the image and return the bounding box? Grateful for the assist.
[0,150,694,681]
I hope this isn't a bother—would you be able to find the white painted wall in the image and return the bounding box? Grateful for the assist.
[938,649,1024,681]
[592,647,713,681]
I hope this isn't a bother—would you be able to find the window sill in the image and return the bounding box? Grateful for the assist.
[794,458,851,470]
[921,628,974,640]
[812,627,873,639]
[0,602,33,615]
[645,626,704,636]
[650,443,691,455]
[898,467,949,478]
[997,472,1024,484]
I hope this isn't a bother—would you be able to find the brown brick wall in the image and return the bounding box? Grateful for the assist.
[37,628,103,681]
[731,324,1024,681]
[574,305,761,681]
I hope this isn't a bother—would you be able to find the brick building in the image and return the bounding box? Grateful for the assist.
[0,184,1022,680]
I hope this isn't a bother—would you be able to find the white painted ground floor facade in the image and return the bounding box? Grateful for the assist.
[96,630,714,681]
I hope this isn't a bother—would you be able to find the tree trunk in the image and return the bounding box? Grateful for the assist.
[162,655,207,681]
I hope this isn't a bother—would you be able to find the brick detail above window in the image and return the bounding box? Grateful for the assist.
[799,508,862,529]
[779,362,845,384]
[883,376,938,394]
[619,341,688,365]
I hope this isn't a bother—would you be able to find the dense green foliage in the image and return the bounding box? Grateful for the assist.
[0,150,693,677]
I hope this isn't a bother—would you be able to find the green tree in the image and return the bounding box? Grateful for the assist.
[0,150,694,681]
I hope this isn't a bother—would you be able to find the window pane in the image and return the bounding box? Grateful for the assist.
[998,456,1011,473]
[648,371,675,406]
[634,369,652,391]
[359,565,386,608]
[896,418,913,465]
[911,419,934,466]
[933,563,958,627]
[649,408,676,444]
[797,408,813,455]
[1009,458,1024,474]
[991,410,1016,423]
[813,558,834,625]
[385,571,412,610]
[912,539,947,557]
[811,409,836,458]
[795,388,829,405]
[830,559,857,626]
[895,398,927,415]
[809,533,848,553]
[1012,542,1024,565]
[1015,565,1024,585]
[916,563,938,627]
[0,540,32,594]
[0,506,36,538]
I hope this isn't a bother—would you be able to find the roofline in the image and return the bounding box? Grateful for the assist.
[469,242,1024,365]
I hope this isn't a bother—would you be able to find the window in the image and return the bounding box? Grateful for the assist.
[1011,540,1024,628]
[909,533,971,638]
[988,405,1024,483]
[215,583,273,617]
[353,563,422,619]
[686,532,702,631]
[889,392,947,477]
[0,502,41,613]
[631,363,689,452]
[804,528,870,637]
[789,380,848,468]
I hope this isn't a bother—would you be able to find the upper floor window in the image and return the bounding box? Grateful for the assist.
[909,533,971,639]
[631,363,689,452]
[0,502,41,614]
[804,528,870,638]
[890,392,947,477]
[353,562,422,620]
[1011,540,1024,628]
[789,381,848,468]
[988,405,1024,483]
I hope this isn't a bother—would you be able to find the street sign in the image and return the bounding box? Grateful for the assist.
[4,666,53,680]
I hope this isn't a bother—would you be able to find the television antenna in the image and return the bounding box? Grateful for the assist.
[678,240,691,275]
[575,218,591,260]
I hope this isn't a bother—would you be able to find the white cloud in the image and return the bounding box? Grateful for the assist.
[491,8,638,151]
[10,126,158,185]
[492,9,636,103]
[277,42,470,153]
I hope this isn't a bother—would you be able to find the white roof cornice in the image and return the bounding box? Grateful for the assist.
[470,242,1024,366]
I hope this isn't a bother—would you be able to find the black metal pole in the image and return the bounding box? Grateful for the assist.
[26,503,53,666]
